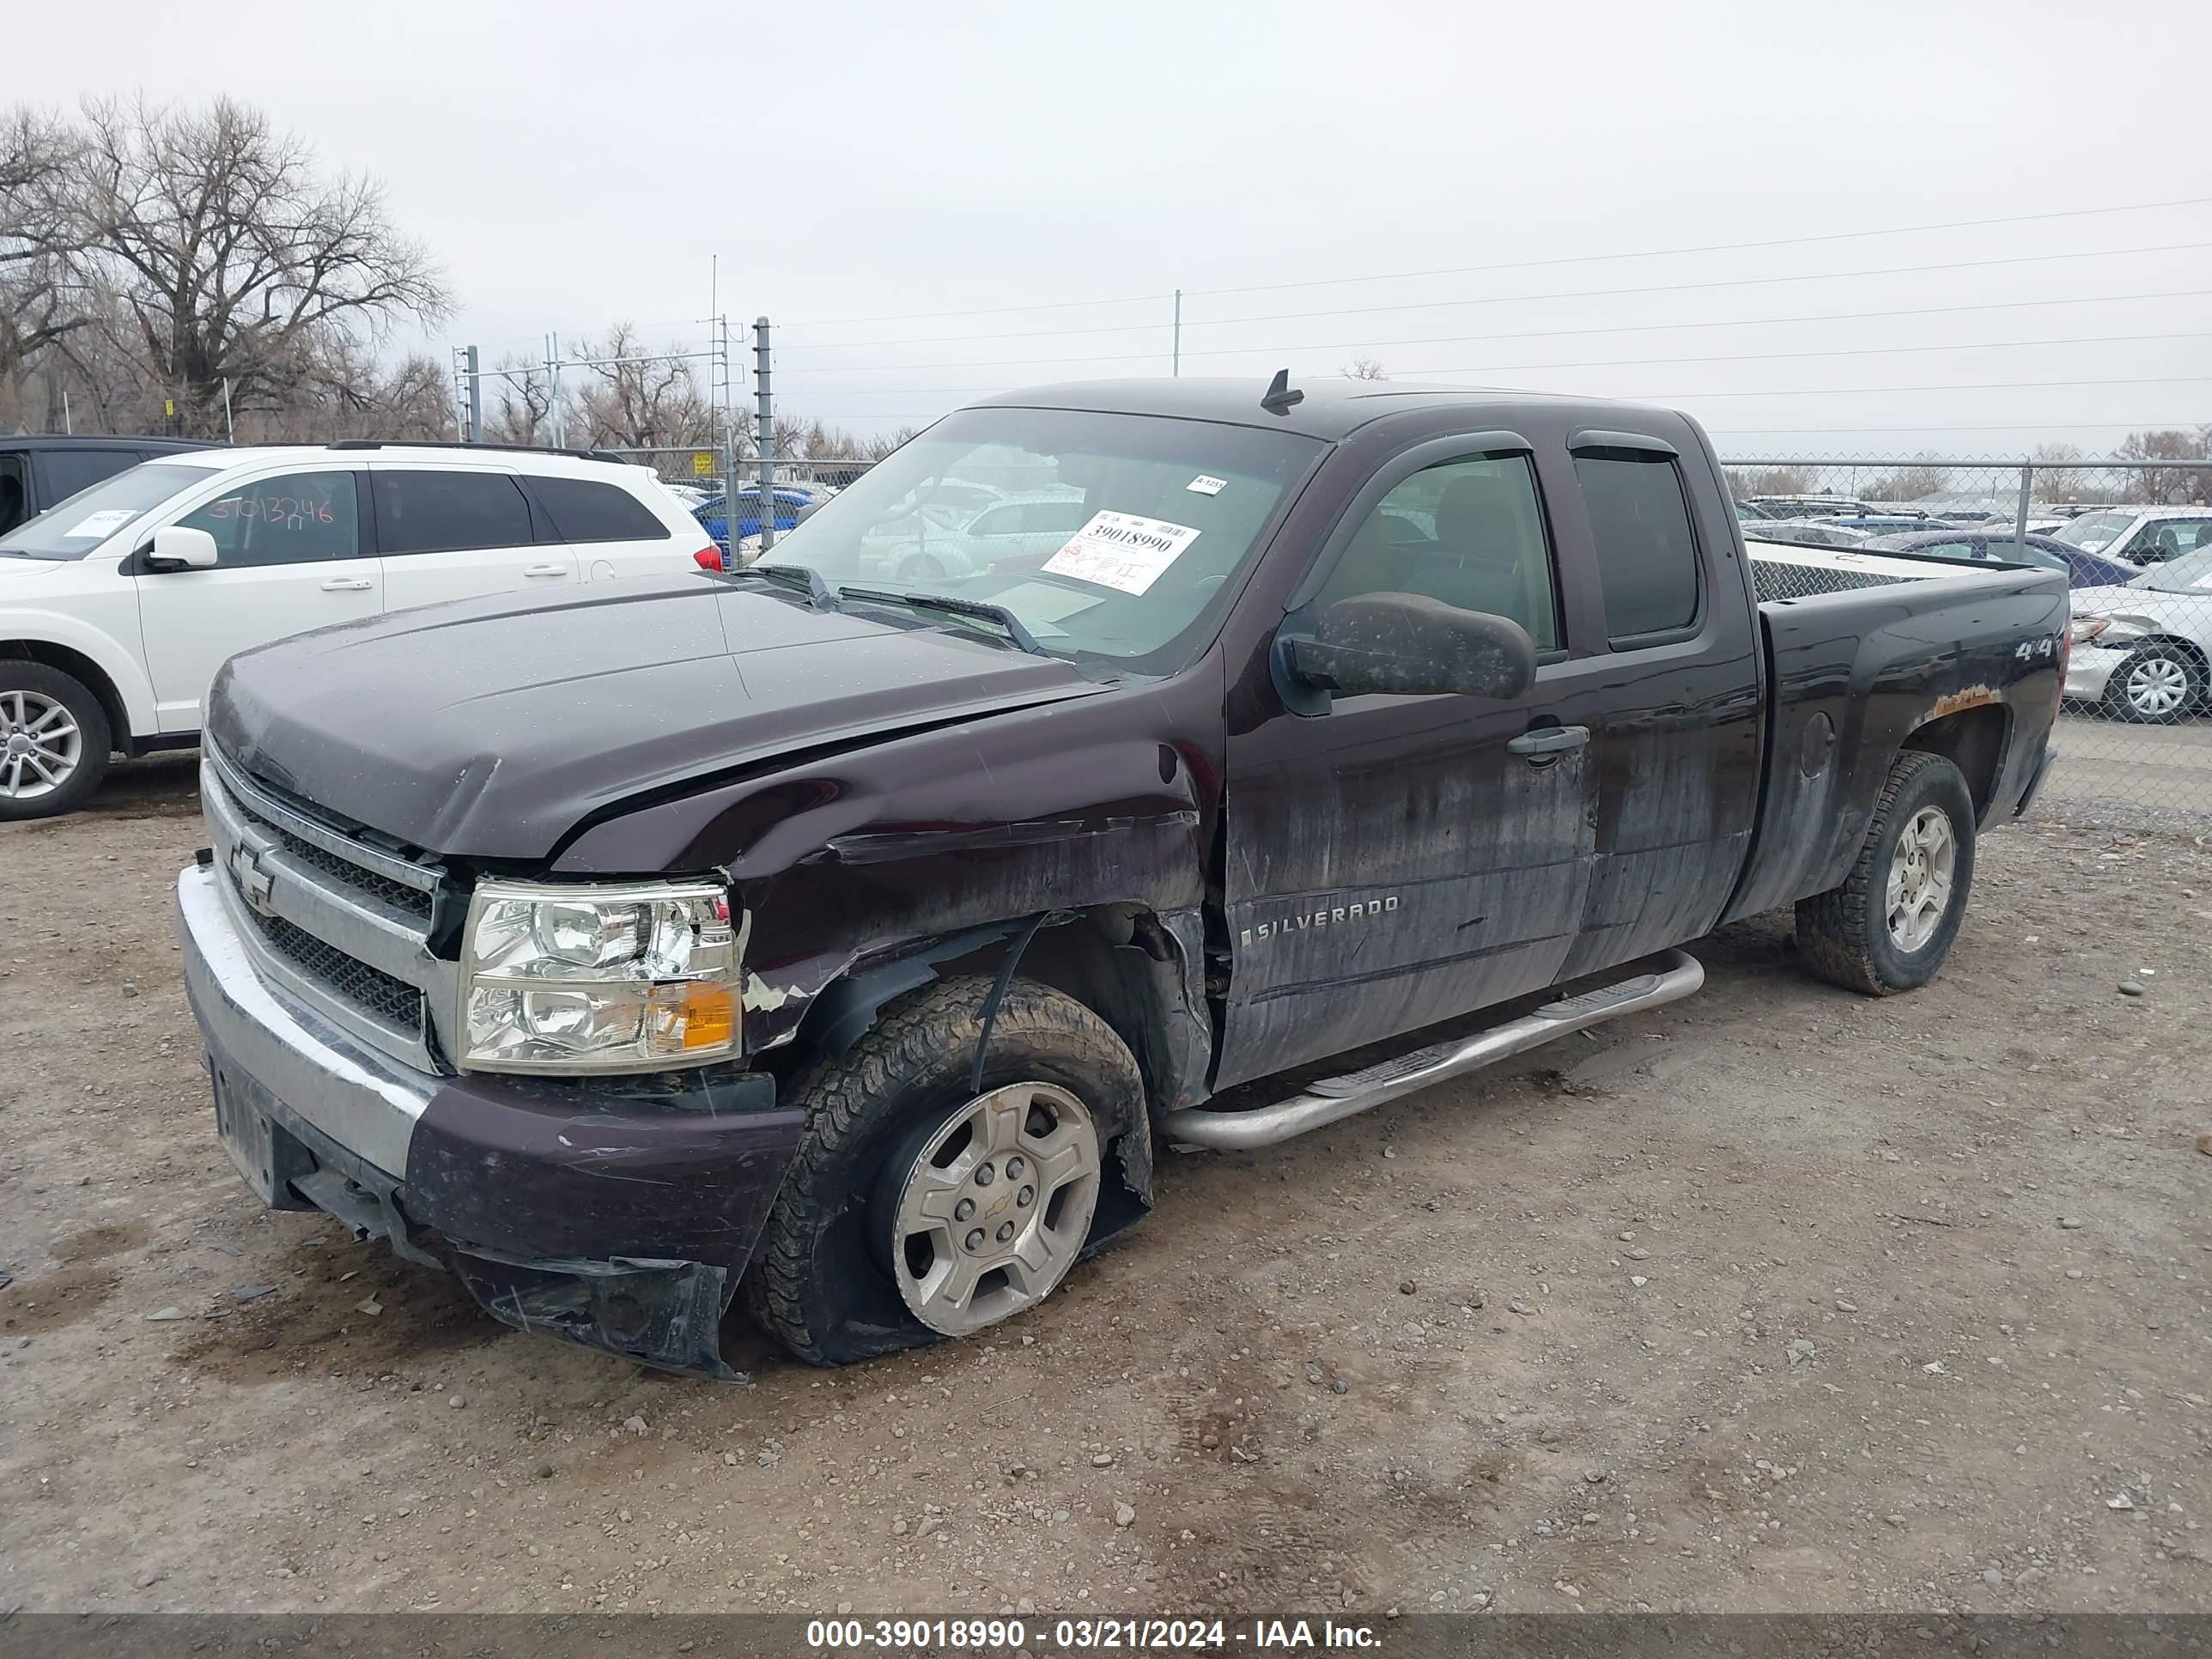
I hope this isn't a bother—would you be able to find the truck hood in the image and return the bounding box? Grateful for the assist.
[207,576,1109,861]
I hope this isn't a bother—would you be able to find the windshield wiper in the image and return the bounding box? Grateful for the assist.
[838,586,1048,656]
[723,562,837,611]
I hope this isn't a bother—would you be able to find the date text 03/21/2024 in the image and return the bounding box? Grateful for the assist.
[803,1618,1382,1650]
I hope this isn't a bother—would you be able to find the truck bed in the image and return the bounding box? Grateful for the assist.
[1719,541,2069,925]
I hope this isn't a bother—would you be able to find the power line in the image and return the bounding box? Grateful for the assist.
[777,194,2212,331]
[778,241,2212,353]
[1180,196,2212,301]
[1393,331,2212,380]
[785,296,2212,376]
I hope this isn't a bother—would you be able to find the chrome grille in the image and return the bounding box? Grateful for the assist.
[201,749,456,1074]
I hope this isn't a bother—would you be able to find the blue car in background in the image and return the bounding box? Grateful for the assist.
[694,485,820,558]
[1863,528,2143,592]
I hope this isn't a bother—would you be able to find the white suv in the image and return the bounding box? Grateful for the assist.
[0,443,719,817]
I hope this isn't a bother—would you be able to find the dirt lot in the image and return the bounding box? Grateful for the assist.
[3,752,2209,1619]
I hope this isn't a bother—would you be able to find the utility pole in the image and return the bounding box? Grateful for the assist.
[1172,289,1182,377]
[465,345,482,444]
[754,316,775,554]
[222,377,234,443]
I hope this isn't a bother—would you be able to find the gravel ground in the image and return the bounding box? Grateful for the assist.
[2,754,2208,1619]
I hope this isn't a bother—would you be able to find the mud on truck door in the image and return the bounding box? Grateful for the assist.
[1216,439,1597,1090]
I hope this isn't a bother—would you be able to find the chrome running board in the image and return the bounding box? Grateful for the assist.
[1162,949,1705,1152]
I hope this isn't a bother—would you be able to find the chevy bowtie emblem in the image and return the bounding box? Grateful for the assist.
[228,842,277,917]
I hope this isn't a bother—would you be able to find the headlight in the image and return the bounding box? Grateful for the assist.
[2069,616,2148,647]
[458,878,739,1074]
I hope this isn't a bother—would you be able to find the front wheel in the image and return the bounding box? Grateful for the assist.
[742,975,1143,1365]
[1796,750,1976,995]
[2103,644,2203,724]
[0,662,111,821]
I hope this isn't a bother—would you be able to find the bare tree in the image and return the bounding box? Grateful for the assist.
[2029,442,2089,501]
[0,107,92,382]
[1341,356,1389,380]
[1729,465,1812,498]
[64,95,449,436]
[483,355,562,447]
[1866,455,1950,502]
[571,324,713,449]
[2114,428,2212,505]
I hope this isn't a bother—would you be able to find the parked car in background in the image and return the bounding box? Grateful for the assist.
[1862,528,2142,591]
[0,442,716,817]
[1744,519,1875,550]
[1735,499,1777,520]
[2064,546,2212,722]
[854,489,1091,583]
[2051,506,2212,568]
[0,434,214,538]
[1747,494,1870,519]
[694,485,819,557]
[1823,513,1961,535]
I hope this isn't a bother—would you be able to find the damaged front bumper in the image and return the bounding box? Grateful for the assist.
[177,865,805,1380]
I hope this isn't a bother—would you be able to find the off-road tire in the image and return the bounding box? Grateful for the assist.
[1796,750,1976,996]
[741,974,1144,1366]
[0,660,111,821]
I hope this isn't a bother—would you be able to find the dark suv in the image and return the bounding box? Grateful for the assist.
[0,434,215,537]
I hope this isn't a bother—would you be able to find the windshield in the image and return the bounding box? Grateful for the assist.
[2051,509,2136,552]
[2135,546,2212,593]
[0,462,223,560]
[755,406,1323,675]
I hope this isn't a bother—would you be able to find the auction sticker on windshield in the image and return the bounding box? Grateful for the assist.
[1042,510,1201,596]
[64,509,140,539]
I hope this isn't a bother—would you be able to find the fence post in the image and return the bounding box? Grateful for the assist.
[1172,289,1182,377]
[754,316,775,555]
[2014,462,2033,555]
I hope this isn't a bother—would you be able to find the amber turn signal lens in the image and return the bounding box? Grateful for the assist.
[680,982,736,1050]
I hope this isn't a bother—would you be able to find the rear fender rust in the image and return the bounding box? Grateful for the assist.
[1923,684,2001,720]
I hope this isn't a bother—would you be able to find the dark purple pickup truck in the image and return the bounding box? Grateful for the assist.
[177,377,2065,1376]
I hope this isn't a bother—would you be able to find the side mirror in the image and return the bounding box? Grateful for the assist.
[1279,593,1537,708]
[149,526,219,569]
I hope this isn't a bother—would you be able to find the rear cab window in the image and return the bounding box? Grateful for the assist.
[1571,442,1704,646]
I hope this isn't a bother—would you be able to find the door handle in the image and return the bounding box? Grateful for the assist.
[522,563,569,578]
[319,578,374,592]
[1507,724,1589,760]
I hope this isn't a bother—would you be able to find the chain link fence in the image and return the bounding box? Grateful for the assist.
[1726,456,2212,831]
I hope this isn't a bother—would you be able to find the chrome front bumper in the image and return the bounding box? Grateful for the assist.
[176,862,432,1181]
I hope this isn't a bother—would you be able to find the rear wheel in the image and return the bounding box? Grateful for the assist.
[2103,644,2203,724]
[897,553,948,584]
[742,975,1141,1365]
[1796,750,1976,995]
[0,662,110,821]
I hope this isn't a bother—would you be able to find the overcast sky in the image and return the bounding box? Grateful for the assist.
[9,0,2209,460]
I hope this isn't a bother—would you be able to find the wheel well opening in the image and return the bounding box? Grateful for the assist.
[1903,703,2008,819]
[0,641,128,753]
[920,906,1200,1238]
